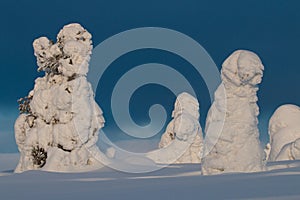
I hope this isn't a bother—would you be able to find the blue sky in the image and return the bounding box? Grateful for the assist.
[0,0,300,152]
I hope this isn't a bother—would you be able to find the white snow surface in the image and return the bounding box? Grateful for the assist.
[269,104,300,161]
[148,92,203,164]
[1,153,300,200]
[15,23,105,173]
[202,50,265,175]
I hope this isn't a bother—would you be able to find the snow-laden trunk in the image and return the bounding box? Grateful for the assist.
[15,23,104,173]
[268,104,300,161]
[202,50,265,175]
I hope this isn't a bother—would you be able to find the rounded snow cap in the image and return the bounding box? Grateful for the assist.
[173,92,199,120]
[32,23,92,76]
[33,37,51,52]
[269,104,300,136]
[57,23,92,46]
[222,50,264,86]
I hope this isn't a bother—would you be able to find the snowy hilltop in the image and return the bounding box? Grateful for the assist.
[268,104,300,161]
[148,92,203,164]
[202,50,265,175]
[14,23,104,172]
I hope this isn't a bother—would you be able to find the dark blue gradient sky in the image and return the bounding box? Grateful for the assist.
[1,0,300,152]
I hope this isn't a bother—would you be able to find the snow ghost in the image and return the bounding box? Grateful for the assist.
[14,23,104,172]
[156,92,203,164]
[268,104,300,161]
[201,50,265,175]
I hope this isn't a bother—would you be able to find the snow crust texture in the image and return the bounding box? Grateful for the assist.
[268,104,300,161]
[14,23,104,173]
[202,50,265,175]
[157,92,203,164]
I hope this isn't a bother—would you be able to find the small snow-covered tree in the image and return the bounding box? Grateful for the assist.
[268,104,300,161]
[14,23,105,173]
[202,50,265,175]
[149,92,203,164]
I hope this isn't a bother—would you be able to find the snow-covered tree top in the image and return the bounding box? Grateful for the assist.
[268,104,300,161]
[33,23,92,77]
[221,50,264,88]
[269,104,300,137]
[172,92,199,120]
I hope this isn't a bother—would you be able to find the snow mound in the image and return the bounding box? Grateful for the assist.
[15,23,104,173]
[202,50,265,175]
[148,92,203,164]
[269,104,300,161]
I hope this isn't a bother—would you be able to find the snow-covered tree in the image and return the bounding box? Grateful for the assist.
[150,92,203,164]
[202,50,265,175]
[15,23,104,173]
[268,104,300,161]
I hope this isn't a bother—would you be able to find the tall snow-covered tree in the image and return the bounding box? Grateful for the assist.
[202,50,265,175]
[15,23,105,172]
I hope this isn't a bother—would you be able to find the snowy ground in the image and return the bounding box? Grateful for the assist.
[1,154,300,200]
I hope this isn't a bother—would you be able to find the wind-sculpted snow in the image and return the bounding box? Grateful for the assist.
[149,92,203,164]
[269,104,300,161]
[202,50,265,175]
[14,23,104,173]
